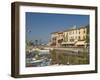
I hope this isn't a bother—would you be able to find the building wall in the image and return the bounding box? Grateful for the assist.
[78,28,87,41]
[50,32,58,46]
[63,27,87,42]
[50,26,88,47]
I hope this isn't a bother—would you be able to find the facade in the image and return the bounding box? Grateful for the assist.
[50,32,63,47]
[50,25,89,47]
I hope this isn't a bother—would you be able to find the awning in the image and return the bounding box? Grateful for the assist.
[61,42,75,45]
[75,41,85,45]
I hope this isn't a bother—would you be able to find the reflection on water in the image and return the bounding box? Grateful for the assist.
[26,48,89,67]
[26,50,52,67]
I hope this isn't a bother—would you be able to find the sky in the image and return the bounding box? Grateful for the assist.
[26,12,89,44]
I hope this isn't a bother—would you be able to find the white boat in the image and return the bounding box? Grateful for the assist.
[29,59,44,64]
[39,49,49,52]
[39,50,50,55]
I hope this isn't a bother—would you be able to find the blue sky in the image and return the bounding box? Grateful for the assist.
[26,12,89,44]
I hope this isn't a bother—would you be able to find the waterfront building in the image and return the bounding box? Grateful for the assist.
[50,25,89,47]
[50,31,63,47]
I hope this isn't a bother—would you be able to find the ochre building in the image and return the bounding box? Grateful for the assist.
[50,25,89,47]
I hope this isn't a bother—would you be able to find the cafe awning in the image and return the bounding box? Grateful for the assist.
[75,41,86,46]
[62,42,75,45]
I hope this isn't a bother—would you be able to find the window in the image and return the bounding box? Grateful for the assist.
[76,30,77,34]
[79,31,80,34]
[83,30,85,33]
[75,36,77,39]
[83,36,86,40]
[78,36,80,40]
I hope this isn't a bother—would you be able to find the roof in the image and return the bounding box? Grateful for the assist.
[63,26,87,32]
[51,26,88,34]
[51,31,63,34]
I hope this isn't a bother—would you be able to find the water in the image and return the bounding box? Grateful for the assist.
[26,48,89,67]
[26,49,51,67]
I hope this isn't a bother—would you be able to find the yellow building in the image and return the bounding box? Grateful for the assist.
[50,31,63,47]
[50,25,89,47]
